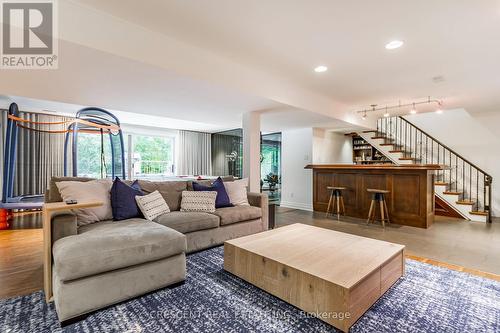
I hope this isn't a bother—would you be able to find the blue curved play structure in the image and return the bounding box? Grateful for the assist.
[63,107,126,179]
[1,103,125,211]
[0,103,41,210]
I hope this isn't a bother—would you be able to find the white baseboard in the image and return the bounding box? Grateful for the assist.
[279,201,313,212]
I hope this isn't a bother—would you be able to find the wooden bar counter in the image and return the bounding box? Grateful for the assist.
[305,164,442,228]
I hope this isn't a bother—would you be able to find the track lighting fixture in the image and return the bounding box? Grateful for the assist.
[355,97,442,119]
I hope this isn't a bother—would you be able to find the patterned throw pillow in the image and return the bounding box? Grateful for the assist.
[135,190,170,221]
[180,191,217,213]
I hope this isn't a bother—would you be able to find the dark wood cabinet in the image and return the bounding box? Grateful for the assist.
[306,164,441,228]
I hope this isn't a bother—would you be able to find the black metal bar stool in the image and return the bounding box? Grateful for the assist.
[366,189,390,227]
[326,186,346,220]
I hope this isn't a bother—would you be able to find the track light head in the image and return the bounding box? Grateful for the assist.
[409,103,417,114]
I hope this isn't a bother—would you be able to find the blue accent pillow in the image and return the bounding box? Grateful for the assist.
[192,177,232,209]
[111,177,144,221]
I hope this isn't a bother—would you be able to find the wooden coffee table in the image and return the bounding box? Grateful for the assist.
[224,223,405,332]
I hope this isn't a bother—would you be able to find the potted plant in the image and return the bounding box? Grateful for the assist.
[264,173,280,191]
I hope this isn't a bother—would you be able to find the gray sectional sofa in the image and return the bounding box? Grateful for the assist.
[46,177,268,322]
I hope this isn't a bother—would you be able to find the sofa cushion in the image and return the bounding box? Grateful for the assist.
[224,178,250,206]
[48,177,94,203]
[213,206,262,226]
[136,190,170,220]
[180,191,217,213]
[193,177,232,208]
[111,178,144,221]
[154,211,219,234]
[53,219,186,281]
[137,180,187,211]
[56,179,113,226]
[186,176,234,190]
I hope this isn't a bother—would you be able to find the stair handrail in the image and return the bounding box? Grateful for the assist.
[395,116,492,179]
[377,116,492,222]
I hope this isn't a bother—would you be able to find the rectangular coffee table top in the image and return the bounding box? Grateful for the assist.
[225,223,405,289]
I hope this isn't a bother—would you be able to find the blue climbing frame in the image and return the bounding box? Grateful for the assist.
[63,107,126,179]
[1,104,125,210]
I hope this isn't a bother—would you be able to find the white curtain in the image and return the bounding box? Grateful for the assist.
[177,130,212,175]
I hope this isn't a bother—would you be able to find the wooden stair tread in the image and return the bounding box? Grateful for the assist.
[469,211,488,216]
[389,150,404,153]
[443,191,462,195]
[362,130,378,133]
[456,200,475,205]
[371,136,388,139]
[379,143,394,146]
[399,157,414,161]
[435,182,448,186]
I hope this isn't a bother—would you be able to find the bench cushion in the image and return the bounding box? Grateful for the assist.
[155,211,219,234]
[137,180,187,211]
[213,206,262,226]
[53,219,186,281]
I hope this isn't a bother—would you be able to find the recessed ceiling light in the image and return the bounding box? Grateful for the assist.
[385,40,404,50]
[314,65,328,73]
[436,109,443,114]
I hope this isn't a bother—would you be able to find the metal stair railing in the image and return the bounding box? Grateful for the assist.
[377,116,492,222]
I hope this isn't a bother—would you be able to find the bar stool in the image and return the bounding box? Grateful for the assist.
[366,189,390,227]
[326,186,346,220]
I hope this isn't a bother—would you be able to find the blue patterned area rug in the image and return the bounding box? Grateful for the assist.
[1,247,499,333]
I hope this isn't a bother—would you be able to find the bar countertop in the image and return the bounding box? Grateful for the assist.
[305,164,443,170]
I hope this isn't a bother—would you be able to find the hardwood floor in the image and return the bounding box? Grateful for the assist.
[0,210,499,299]
[0,229,43,298]
[276,207,500,277]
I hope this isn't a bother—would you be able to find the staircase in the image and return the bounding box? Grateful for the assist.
[357,116,492,223]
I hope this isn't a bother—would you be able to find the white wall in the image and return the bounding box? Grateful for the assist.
[280,127,354,211]
[312,129,353,164]
[405,109,500,217]
[280,128,314,211]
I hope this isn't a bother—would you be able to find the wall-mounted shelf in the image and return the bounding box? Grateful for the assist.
[352,135,392,165]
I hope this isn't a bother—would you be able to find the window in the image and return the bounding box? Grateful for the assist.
[130,135,175,180]
[76,132,128,178]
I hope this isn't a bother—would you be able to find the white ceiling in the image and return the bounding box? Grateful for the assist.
[78,0,500,114]
[3,1,500,133]
[1,40,322,132]
[0,95,235,132]
[0,94,345,133]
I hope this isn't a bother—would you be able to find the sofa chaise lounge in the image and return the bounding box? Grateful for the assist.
[46,177,268,322]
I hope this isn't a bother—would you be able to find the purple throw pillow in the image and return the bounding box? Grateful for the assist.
[192,177,233,209]
[111,177,144,221]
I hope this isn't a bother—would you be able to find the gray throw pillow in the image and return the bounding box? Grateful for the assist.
[56,179,113,226]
